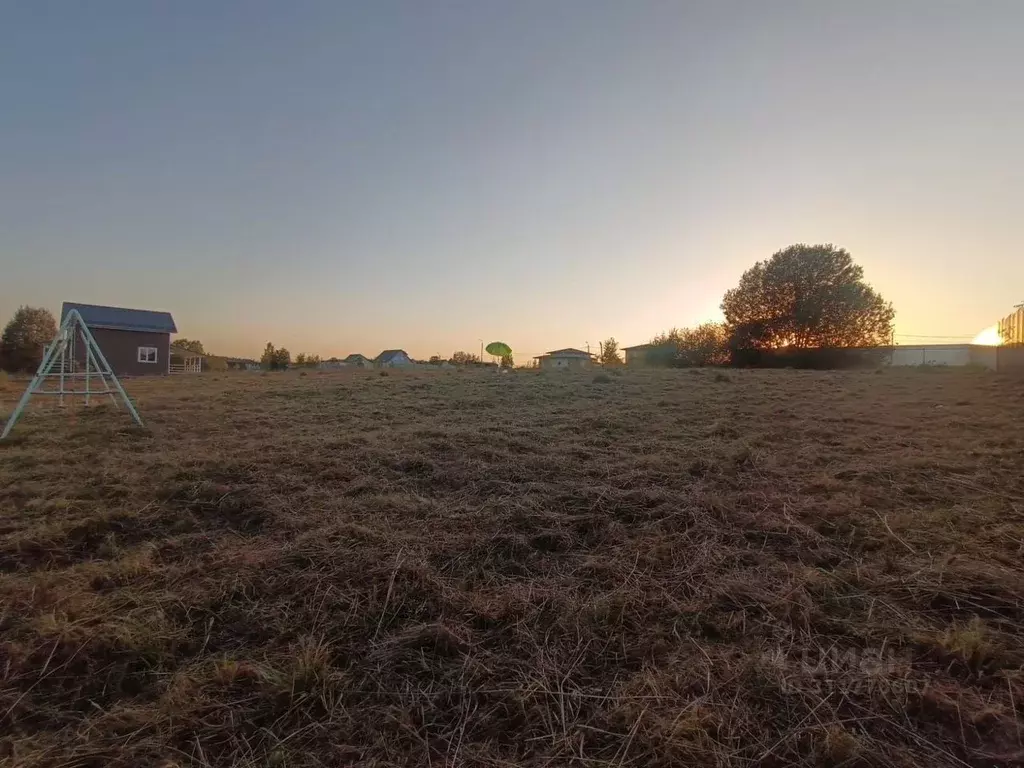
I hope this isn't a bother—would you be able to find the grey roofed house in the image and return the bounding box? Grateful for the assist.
[61,302,177,333]
[375,349,412,366]
[536,348,592,359]
[533,347,594,370]
[343,353,372,367]
[622,343,655,366]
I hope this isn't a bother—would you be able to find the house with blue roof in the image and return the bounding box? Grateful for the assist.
[61,302,178,376]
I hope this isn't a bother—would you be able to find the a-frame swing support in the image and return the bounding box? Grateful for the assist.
[1,309,144,440]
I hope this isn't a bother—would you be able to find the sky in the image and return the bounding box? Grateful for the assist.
[2,1,1022,359]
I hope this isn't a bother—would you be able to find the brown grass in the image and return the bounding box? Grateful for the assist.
[1,367,1023,767]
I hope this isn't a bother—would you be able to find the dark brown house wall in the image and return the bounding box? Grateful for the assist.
[73,328,171,376]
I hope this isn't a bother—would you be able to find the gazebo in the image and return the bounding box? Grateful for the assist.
[169,344,204,374]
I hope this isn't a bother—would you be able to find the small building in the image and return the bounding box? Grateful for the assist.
[62,302,177,376]
[375,349,413,368]
[343,353,373,368]
[169,344,204,374]
[622,343,654,367]
[534,348,594,370]
[225,357,260,371]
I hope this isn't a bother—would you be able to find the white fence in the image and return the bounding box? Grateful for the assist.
[888,344,996,369]
[169,360,202,374]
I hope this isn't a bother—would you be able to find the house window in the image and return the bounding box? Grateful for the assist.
[138,346,158,364]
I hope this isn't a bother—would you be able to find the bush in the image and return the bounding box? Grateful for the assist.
[648,323,729,367]
[1,306,57,373]
[592,373,611,384]
[379,370,389,377]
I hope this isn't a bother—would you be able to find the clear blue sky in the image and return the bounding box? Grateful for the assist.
[2,1,1022,358]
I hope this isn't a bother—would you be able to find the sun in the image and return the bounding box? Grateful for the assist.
[971,325,1003,346]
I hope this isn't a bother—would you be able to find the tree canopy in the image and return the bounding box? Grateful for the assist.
[1,306,57,373]
[598,338,622,366]
[721,244,893,350]
[174,338,205,355]
[450,351,480,365]
[649,323,729,366]
[261,342,291,370]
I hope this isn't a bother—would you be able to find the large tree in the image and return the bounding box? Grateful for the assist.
[721,244,893,349]
[174,338,205,354]
[261,342,290,370]
[1,306,57,373]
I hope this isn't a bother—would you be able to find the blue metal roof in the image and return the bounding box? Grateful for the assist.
[61,302,177,334]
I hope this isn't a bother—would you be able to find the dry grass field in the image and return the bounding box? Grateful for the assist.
[1,367,1022,767]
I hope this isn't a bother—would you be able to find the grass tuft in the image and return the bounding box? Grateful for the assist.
[938,616,997,669]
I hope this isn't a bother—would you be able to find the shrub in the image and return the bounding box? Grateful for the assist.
[1,306,57,373]
[592,373,611,384]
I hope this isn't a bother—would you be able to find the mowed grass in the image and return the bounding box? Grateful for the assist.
[1,367,1023,767]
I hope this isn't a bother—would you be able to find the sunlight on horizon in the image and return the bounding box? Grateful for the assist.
[971,325,1003,345]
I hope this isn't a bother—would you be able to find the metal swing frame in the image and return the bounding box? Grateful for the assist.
[1,309,143,440]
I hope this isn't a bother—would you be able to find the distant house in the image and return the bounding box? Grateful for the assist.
[62,302,177,376]
[343,353,372,368]
[375,349,413,368]
[534,348,594,370]
[318,358,348,370]
[622,343,655,367]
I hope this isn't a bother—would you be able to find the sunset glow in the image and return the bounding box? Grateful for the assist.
[971,325,1003,346]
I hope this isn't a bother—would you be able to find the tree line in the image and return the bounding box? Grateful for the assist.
[1,244,893,374]
[602,243,894,368]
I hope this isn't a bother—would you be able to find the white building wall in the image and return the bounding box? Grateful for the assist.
[889,344,994,368]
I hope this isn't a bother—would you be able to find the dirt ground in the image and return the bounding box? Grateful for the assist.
[0,367,1022,767]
